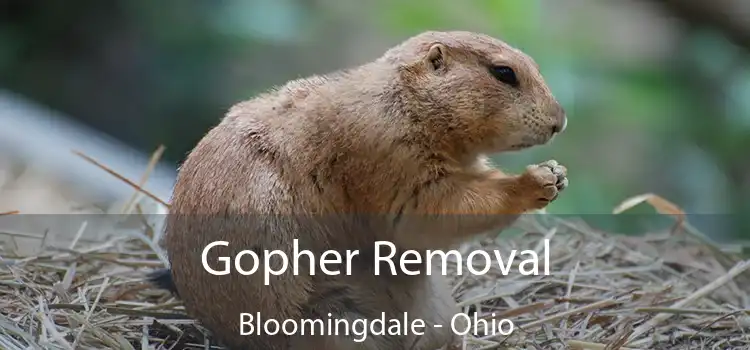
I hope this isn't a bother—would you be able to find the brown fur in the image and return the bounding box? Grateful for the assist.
[159,31,568,350]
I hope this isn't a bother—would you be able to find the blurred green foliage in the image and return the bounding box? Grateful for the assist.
[0,0,748,240]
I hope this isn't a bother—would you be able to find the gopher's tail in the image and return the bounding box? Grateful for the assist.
[146,268,180,297]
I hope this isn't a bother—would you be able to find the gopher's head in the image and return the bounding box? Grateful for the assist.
[382,31,567,155]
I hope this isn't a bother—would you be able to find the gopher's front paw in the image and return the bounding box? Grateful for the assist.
[519,159,568,209]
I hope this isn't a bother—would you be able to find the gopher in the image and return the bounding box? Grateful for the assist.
[149,30,568,350]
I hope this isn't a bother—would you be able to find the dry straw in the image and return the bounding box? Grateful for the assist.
[0,147,748,349]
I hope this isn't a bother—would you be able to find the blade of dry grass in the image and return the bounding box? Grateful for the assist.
[121,145,166,214]
[72,150,169,208]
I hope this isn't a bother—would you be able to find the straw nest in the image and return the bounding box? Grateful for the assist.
[1,153,749,349]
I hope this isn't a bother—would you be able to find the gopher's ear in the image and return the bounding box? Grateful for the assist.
[424,43,447,71]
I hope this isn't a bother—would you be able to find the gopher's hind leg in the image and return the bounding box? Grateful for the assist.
[288,272,461,350]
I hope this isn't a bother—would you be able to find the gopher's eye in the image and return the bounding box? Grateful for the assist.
[489,65,519,87]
